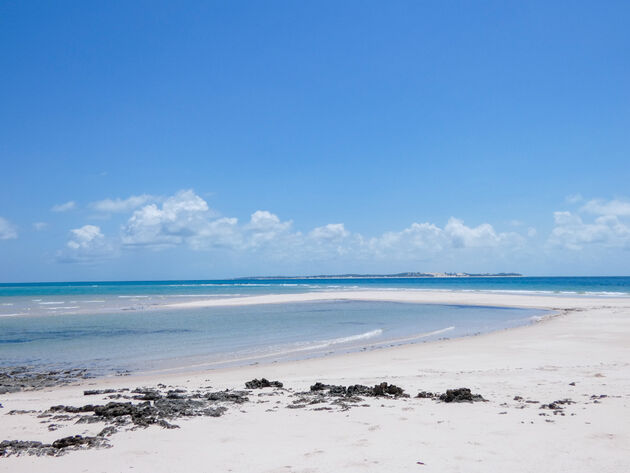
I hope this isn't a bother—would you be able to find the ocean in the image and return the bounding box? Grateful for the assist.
[1,277,627,376]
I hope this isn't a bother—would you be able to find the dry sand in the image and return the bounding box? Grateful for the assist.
[1,290,629,472]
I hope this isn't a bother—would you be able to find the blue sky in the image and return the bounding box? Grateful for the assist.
[1,1,629,282]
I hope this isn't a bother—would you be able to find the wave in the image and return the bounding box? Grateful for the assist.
[300,329,384,351]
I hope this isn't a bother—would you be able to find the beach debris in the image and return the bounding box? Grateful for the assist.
[245,378,284,389]
[0,435,110,457]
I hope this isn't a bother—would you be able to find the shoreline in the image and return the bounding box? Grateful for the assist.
[1,290,629,472]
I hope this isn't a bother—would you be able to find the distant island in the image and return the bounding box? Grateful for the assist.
[240,272,523,280]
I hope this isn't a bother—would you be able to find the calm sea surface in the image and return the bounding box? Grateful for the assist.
[0,277,627,375]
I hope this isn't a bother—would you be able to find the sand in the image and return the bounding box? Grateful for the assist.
[1,290,629,472]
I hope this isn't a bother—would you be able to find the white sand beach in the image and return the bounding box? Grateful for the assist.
[1,290,629,472]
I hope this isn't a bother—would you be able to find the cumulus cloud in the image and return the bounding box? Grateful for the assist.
[548,197,630,250]
[0,217,18,240]
[51,201,76,212]
[52,189,546,266]
[581,198,630,217]
[445,218,522,248]
[367,218,523,259]
[67,225,104,250]
[58,225,116,263]
[91,194,156,213]
[548,211,630,250]
[309,223,350,241]
[245,211,293,248]
[122,190,214,248]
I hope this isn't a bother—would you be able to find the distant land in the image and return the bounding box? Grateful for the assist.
[241,272,523,280]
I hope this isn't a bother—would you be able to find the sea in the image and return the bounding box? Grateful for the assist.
[1,277,628,376]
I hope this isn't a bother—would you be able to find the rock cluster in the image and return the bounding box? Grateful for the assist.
[309,381,408,398]
[416,387,486,403]
[0,366,90,394]
[0,436,109,457]
[245,378,283,389]
[46,386,247,431]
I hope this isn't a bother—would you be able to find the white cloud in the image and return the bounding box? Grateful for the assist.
[189,217,242,250]
[67,225,104,250]
[0,217,18,240]
[33,222,48,231]
[49,189,567,267]
[366,218,523,260]
[51,201,76,212]
[581,198,630,217]
[244,211,293,248]
[58,224,116,263]
[549,211,630,250]
[445,218,521,248]
[122,189,214,248]
[309,223,349,241]
[91,194,156,213]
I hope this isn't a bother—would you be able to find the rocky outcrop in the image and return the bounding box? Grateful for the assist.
[309,381,408,398]
[0,366,90,394]
[245,378,283,389]
[0,436,110,457]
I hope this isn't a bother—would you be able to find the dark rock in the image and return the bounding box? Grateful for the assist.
[245,378,283,389]
[0,366,90,393]
[373,382,405,397]
[416,391,436,399]
[540,399,574,410]
[310,382,328,392]
[84,389,116,396]
[49,404,96,414]
[132,388,162,401]
[51,435,101,449]
[0,435,109,457]
[206,390,249,404]
[98,426,117,437]
[309,382,407,398]
[439,388,485,403]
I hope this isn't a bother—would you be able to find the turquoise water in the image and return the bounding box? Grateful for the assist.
[0,301,544,375]
[0,277,626,375]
